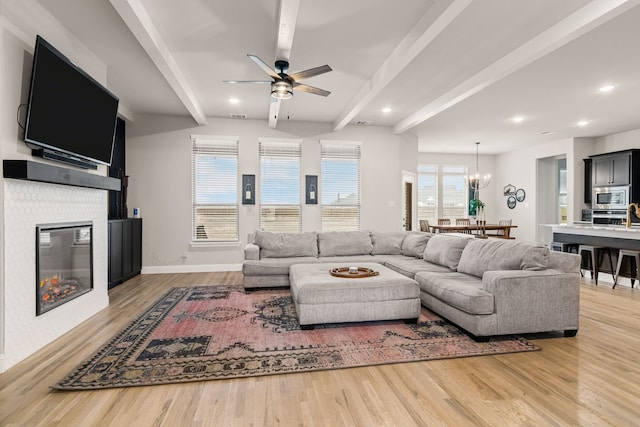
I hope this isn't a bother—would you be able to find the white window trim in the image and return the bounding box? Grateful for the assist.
[191,135,240,243]
[320,140,362,232]
[258,137,303,233]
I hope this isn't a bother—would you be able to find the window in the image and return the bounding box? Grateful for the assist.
[321,141,361,231]
[259,139,302,232]
[191,136,238,242]
[417,164,438,225]
[441,165,467,220]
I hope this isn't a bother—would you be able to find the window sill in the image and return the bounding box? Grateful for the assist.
[189,241,241,249]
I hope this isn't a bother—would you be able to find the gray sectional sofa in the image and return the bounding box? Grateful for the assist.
[242,230,581,338]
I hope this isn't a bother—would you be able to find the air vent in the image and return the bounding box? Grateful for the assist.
[354,120,372,126]
[230,114,247,119]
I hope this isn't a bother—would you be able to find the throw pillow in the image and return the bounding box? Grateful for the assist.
[401,232,432,258]
[370,231,407,255]
[457,239,549,278]
[254,230,318,258]
[318,230,373,256]
[423,234,469,270]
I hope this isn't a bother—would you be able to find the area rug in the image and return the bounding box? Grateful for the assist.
[54,285,539,390]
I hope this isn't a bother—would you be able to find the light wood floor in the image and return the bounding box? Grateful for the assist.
[1,272,639,426]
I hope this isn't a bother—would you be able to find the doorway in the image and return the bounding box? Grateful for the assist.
[536,155,567,244]
[402,171,416,231]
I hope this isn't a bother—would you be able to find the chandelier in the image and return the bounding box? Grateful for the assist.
[466,141,491,200]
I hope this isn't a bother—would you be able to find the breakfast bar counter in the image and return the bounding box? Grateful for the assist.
[552,224,640,282]
[552,224,640,250]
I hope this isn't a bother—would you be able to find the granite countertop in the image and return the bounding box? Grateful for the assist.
[552,223,640,237]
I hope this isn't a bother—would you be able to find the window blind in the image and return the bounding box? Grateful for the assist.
[191,136,239,241]
[321,142,361,231]
[417,164,438,225]
[441,165,466,220]
[259,139,301,232]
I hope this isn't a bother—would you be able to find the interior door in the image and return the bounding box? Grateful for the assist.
[404,182,413,231]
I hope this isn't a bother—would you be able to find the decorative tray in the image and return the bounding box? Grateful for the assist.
[329,267,379,279]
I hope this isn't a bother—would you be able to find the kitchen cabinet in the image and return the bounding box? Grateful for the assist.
[108,218,142,288]
[592,152,630,186]
[583,158,592,203]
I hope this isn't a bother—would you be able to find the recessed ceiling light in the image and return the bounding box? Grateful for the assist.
[577,120,589,127]
[599,85,615,93]
[512,116,524,123]
[382,107,392,113]
[229,98,240,104]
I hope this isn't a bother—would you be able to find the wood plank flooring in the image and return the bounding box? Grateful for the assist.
[1,272,639,426]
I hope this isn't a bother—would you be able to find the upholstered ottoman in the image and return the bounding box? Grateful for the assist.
[289,263,420,329]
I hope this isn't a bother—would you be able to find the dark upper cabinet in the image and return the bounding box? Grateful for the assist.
[592,152,630,186]
[590,149,640,204]
[583,158,592,203]
[611,154,630,185]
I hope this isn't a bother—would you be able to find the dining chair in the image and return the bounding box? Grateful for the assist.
[437,218,451,233]
[419,220,430,232]
[455,218,471,233]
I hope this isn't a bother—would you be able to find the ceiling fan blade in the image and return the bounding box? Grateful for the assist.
[247,54,280,79]
[275,0,300,62]
[288,65,332,82]
[223,80,271,84]
[293,83,330,97]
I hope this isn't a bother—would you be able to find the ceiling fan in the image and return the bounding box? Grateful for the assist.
[224,54,332,100]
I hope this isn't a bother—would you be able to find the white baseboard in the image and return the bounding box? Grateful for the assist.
[0,354,5,373]
[141,264,242,274]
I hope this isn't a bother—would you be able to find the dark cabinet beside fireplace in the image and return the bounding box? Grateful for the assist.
[108,218,142,288]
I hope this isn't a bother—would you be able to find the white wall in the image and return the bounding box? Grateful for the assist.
[494,138,575,243]
[595,128,640,154]
[126,116,416,272]
[0,0,111,372]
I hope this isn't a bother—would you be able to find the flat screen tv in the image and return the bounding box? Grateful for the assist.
[24,35,119,169]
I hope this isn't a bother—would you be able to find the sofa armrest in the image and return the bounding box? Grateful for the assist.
[244,243,260,261]
[482,270,580,331]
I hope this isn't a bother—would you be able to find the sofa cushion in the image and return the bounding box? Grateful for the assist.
[254,231,318,258]
[415,271,494,315]
[242,257,321,276]
[385,258,451,279]
[318,231,373,256]
[457,239,549,278]
[423,234,470,270]
[370,231,407,255]
[318,255,376,264]
[401,232,432,257]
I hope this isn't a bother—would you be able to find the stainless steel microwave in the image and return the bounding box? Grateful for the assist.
[593,186,629,209]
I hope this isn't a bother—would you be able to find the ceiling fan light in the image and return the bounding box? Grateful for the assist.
[271,81,293,100]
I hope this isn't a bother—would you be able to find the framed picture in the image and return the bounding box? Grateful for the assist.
[515,188,526,202]
[507,196,517,209]
[503,184,516,196]
[305,175,318,204]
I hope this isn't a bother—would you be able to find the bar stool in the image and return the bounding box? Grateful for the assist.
[550,242,579,254]
[578,245,615,285]
[613,249,640,289]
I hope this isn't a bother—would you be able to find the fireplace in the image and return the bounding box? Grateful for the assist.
[36,222,93,315]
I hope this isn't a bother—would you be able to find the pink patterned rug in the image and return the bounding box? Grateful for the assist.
[55,286,539,390]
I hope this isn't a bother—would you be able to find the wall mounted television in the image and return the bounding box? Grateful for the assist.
[24,35,119,169]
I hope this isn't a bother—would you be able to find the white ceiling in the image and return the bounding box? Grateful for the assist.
[38,0,640,154]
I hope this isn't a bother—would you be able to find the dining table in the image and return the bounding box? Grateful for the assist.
[429,223,517,239]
